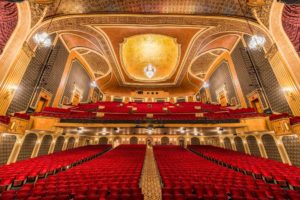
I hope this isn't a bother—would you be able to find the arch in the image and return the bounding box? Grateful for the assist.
[99,137,108,145]
[161,137,170,145]
[234,137,245,153]
[66,137,75,150]
[0,2,31,86]
[0,134,16,165]
[223,137,232,150]
[246,135,261,157]
[178,137,185,147]
[262,134,282,162]
[191,137,200,145]
[17,133,37,161]
[130,136,138,144]
[54,136,65,153]
[282,135,300,167]
[37,135,52,156]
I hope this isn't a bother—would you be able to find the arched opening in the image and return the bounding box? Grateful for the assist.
[223,137,232,150]
[191,137,200,145]
[130,136,138,144]
[99,137,108,145]
[234,137,245,153]
[66,137,75,150]
[282,135,300,167]
[178,137,185,147]
[262,134,282,162]
[0,134,16,165]
[54,136,65,153]
[37,135,52,156]
[161,137,170,145]
[17,133,37,161]
[246,135,261,157]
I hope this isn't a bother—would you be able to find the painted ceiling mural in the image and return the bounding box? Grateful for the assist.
[0,1,18,55]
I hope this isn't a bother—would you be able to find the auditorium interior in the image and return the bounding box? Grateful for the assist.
[0,0,300,199]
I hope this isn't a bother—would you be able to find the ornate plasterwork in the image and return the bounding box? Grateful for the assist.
[250,0,274,28]
[26,14,273,96]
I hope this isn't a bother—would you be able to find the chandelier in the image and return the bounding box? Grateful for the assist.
[33,32,52,48]
[248,35,266,50]
[144,64,156,79]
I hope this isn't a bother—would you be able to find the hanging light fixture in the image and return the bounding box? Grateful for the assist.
[248,35,266,50]
[32,0,62,48]
[144,63,156,79]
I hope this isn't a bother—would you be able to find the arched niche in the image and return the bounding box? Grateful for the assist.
[0,134,17,165]
[161,137,170,145]
[99,137,108,145]
[130,136,138,144]
[246,135,261,157]
[53,136,65,153]
[223,137,232,150]
[262,134,282,162]
[66,137,75,150]
[37,135,52,156]
[234,137,245,153]
[191,137,200,145]
[17,133,37,161]
[282,135,300,167]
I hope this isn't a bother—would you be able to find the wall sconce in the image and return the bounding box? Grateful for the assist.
[282,87,296,100]
[4,85,18,99]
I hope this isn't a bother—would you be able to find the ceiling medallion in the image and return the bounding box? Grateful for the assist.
[144,63,156,79]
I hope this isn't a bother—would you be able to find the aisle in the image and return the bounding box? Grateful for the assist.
[141,146,162,200]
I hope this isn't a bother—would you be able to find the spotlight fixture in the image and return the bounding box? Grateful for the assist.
[144,64,156,79]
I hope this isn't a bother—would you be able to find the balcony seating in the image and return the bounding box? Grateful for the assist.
[0,145,145,200]
[0,116,10,125]
[290,117,300,125]
[189,145,300,191]
[154,146,295,200]
[269,113,290,121]
[0,145,111,192]
[13,113,30,120]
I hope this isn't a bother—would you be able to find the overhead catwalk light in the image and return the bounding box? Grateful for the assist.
[248,35,266,50]
[33,32,52,48]
[144,63,156,79]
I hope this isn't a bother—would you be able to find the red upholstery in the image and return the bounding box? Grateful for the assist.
[189,145,300,190]
[154,146,295,200]
[0,116,10,125]
[0,145,111,191]
[0,145,145,200]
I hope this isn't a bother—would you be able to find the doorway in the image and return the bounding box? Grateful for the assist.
[36,97,48,112]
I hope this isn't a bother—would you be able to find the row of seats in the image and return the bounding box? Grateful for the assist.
[0,145,145,200]
[0,145,111,192]
[189,145,300,190]
[153,146,299,200]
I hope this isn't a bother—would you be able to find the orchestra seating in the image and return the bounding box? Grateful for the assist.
[189,145,300,191]
[0,145,145,200]
[154,146,299,200]
[0,145,111,192]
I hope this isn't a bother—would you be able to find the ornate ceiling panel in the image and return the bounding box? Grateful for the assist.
[190,53,219,79]
[81,52,110,77]
[120,34,180,82]
[45,0,253,19]
[29,14,272,96]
